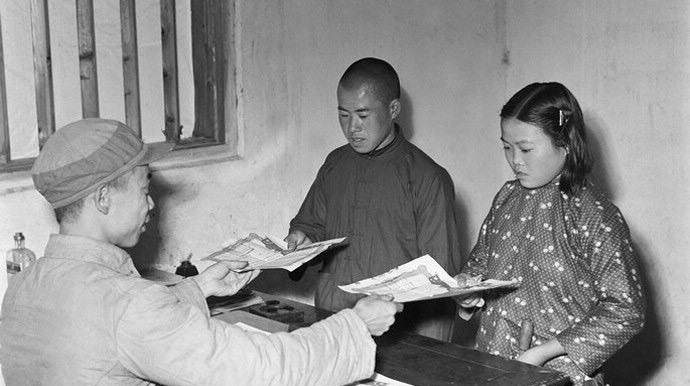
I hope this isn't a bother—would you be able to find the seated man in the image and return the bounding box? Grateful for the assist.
[0,118,402,386]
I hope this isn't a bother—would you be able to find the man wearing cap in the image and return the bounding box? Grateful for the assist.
[0,118,402,386]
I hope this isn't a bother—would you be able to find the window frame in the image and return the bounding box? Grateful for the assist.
[0,0,238,176]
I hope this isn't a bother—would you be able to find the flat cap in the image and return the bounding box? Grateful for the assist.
[31,118,170,208]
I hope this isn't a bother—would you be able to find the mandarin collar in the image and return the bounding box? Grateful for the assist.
[514,175,561,193]
[44,234,139,276]
[355,124,404,159]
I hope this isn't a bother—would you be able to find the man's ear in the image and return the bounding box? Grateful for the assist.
[94,184,111,215]
[389,99,401,120]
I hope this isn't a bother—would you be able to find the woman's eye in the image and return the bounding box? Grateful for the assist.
[520,148,532,153]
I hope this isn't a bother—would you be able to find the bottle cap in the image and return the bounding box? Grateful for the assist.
[175,260,199,277]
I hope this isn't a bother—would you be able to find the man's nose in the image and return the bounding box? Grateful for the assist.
[348,117,362,133]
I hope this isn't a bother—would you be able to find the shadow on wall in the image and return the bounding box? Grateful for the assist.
[585,113,620,201]
[603,234,665,385]
[584,116,666,385]
[397,88,415,141]
[126,173,177,272]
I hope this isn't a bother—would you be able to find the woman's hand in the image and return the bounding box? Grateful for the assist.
[452,273,485,308]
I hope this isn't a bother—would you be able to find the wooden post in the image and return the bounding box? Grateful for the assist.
[160,0,180,142]
[0,16,11,164]
[120,0,141,136]
[76,0,99,118]
[31,0,55,148]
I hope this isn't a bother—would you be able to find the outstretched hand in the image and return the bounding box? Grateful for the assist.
[352,295,403,336]
[192,261,260,298]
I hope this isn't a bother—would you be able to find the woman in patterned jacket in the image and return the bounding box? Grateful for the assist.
[455,82,645,386]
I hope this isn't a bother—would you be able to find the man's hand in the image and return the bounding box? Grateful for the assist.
[284,230,313,251]
[352,295,403,336]
[192,261,260,298]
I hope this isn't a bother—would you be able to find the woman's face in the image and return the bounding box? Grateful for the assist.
[500,118,567,189]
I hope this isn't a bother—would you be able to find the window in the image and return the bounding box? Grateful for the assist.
[0,0,237,173]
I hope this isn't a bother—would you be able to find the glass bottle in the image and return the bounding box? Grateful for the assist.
[5,232,36,284]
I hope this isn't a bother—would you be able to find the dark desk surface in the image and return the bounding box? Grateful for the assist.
[240,292,571,386]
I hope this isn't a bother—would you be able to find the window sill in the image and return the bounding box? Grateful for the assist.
[0,143,239,195]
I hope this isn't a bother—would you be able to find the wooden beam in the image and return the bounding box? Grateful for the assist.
[0,15,11,164]
[31,0,55,148]
[120,0,141,136]
[76,0,99,118]
[160,0,179,142]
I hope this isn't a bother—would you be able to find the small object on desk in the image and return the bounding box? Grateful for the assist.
[175,254,199,277]
[214,310,290,333]
[247,300,305,323]
[207,289,263,316]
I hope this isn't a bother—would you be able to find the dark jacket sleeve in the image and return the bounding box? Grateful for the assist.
[289,159,330,242]
[413,168,462,276]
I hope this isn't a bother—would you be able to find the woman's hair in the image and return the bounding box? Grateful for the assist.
[500,82,592,195]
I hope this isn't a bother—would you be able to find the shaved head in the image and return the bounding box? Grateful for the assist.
[338,57,400,104]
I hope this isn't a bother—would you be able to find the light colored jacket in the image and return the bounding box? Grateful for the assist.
[0,234,375,386]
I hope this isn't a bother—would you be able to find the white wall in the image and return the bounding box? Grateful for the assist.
[0,1,687,384]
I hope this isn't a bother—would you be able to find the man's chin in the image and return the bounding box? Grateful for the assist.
[349,143,372,153]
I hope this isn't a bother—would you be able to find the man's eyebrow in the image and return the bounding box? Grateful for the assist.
[337,107,370,113]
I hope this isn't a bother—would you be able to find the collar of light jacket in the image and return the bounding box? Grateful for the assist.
[44,233,140,276]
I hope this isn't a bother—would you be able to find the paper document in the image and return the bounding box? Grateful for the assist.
[204,233,346,272]
[234,322,272,335]
[345,373,414,386]
[339,255,519,303]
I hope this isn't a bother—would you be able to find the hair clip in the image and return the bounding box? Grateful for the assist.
[558,109,570,127]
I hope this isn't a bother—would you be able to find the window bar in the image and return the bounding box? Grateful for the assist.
[76,0,99,118]
[160,0,180,142]
[0,15,10,165]
[31,0,55,149]
[190,0,208,139]
[120,0,141,137]
[207,0,223,143]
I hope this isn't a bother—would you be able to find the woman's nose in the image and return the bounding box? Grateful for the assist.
[512,152,524,166]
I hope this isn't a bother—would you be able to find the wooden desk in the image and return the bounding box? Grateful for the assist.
[228,292,571,386]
